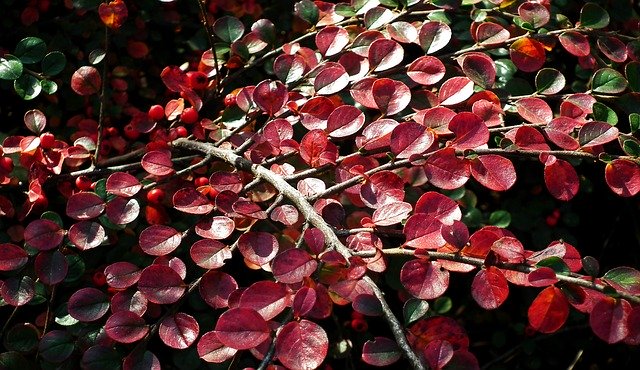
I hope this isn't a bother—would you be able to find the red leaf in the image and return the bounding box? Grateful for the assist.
[470,154,516,191]
[460,52,496,88]
[401,260,449,299]
[424,147,470,189]
[408,316,469,351]
[271,248,317,284]
[368,39,404,72]
[605,159,640,197]
[195,216,234,240]
[0,243,28,271]
[253,80,287,116]
[314,65,349,95]
[423,340,453,370]
[105,262,140,289]
[415,191,461,225]
[544,158,579,201]
[518,2,550,27]
[105,311,149,344]
[439,77,474,106]
[475,22,510,46]
[293,286,317,317]
[68,288,109,322]
[137,264,185,304]
[449,112,489,149]
[590,298,631,343]
[419,21,452,54]
[299,129,338,168]
[360,170,405,209]
[173,187,214,214]
[141,150,174,176]
[492,236,525,263]
[238,231,279,266]
[98,0,128,29]
[66,192,106,220]
[274,54,306,83]
[514,126,550,150]
[372,201,412,226]
[239,281,289,320]
[23,109,46,134]
[159,313,199,349]
[371,78,411,116]
[471,267,509,309]
[24,219,64,251]
[276,320,328,369]
[578,121,619,148]
[215,307,270,350]
[559,31,591,57]
[356,118,398,151]
[34,250,68,285]
[415,106,456,134]
[597,36,627,63]
[326,105,365,137]
[464,226,513,259]
[199,271,237,309]
[625,306,640,345]
[197,331,237,363]
[315,26,349,56]
[515,97,553,124]
[390,121,434,158]
[139,225,182,256]
[71,66,102,96]
[510,37,546,72]
[105,196,139,225]
[299,96,335,130]
[407,56,446,85]
[528,267,559,287]
[528,286,569,333]
[123,350,160,370]
[362,337,401,367]
[190,239,231,269]
[0,276,34,306]
[106,172,141,197]
[350,77,378,109]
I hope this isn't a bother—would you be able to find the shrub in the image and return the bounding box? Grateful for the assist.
[1,0,639,369]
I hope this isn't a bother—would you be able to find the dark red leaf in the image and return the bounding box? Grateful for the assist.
[273,54,306,83]
[605,159,640,197]
[424,340,453,370]
[578,121,619,148]
[106,172,141,197]
[238,231,279,266]
[190,239,231,269]
[68,287,110,322]
[515,97,553,124]
[66,192,105,220]
[326,105,366,137]
[471,267,509,309]
[492,236,525,263]
[0,275,34,306]
[597,36,627,63]
[106,196,139,225]
[270,204,299,225]
[0,243,29,271]
[350,77,378,109]
[372,201,412,226]
[299,129,338,168]
[137,264,185,304]
[299,96,335,130]
[199,270,237,309]
[105,311,148,344]
[173,187,214,214]
[449,112,489,149]
[239,281,289,320]
[371,78,411,116]
[559,31,590,57]
[253,80,287,116]
[390,121,434,158]
[439,77,474,106]
[408,316,469,351]
[123,350,160,370]
[314,65,349,95]
[362,337,401,367]
[401,259,449,299]
[470,154,516,191]
[195,216,235,239]
[424,147,470,189]
[209,172,243,193]
[544,157,579,201]
[34,250,67,285]
[528,267,559,287]
[197,331,237,363]
[356,118,398,151]
[518,2,550,27]
[315,26,349,56]
[71,66,101,96]
[105,262,141,289]
[419,21,452,54]
[514,126,550,150]
[590,298,631,343]
[416,106,456,134]
[139,225,182,256]
[360,170,405,209]
[407,56,446,85]
[368,39,404,72]
[141,150,174,176]
[275,320,328,370]
[215,307,270,350]
[110,290,147,316]
[510,37,546,72]
[24,219,64,251]
[415,191,461,225]
[272,248,317,284]
[475,22,510,46]
[159,313,199,349]
[528,286,569,333]
[460,52,496,88]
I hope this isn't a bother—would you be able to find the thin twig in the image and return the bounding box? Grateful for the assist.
[94,26,109,164]
[195,0,221,92]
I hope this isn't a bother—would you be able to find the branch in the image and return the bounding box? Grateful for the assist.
[172,138,426,369]
[94,26,109,164]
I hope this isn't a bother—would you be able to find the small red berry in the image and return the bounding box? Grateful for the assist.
[175,125,188,138]
[147,188,165,204]
[187,71,209,90]
[194,176,209,187]
[1,156,14,172]
[106,127,119,136]
[351,318,368,332]
[92,271,107,286]
[224,93,237,107]
[181,107,199,124]
[124,124,140,140]
[39,132,55,149]
[148,104,165,121]
[75,175,93,191]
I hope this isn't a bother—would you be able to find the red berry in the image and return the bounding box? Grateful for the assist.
[124,124,140,140]
[194,176,209,187]
[39,132,55,149]
[175,126,188,138]
[147,188,165,204]
[75,175,93,191]
[106,127,119,136]
[351,318,368,332]
[181,107,199,124]
[1,156,14,172]
[187,71,209,90]
[148,104,165,121]
[145,204,169,225]
[224,93,237,107]
[92,271,106,287]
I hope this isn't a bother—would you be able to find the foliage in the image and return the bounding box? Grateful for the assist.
[1,0,640,369]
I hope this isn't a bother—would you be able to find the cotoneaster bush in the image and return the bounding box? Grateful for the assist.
[1,0,639,369]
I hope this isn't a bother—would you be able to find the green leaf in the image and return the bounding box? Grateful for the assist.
[623,139,640,157]
[380,0,400,7]
[582,256,599,277]
[213,16,245,44]
[591,102,618,125]
[403,299,429,326]
[536,256,570,274]
[591,68,627,94]
[513,16,535,31]
[294,0,319,25]
[489,210,511,228]
[14,37,47,64]
[334,4,356,17]
[626,61,640,93]
[602,266,640,294]
[0,55,24,80]
[495,59,517,80]
[535,68,565,95]
[14,74,41,100]
[41,51,66,76]
[432,296,452,314]
[64,254,86,283]
[40,80,58,95]
[579,3,609,29]
[88,49,106,65]
[41,211,63,227]
[630,113,640,134]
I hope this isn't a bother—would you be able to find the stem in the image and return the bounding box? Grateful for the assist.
[195,0,221,92]
[94,26,109,164]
